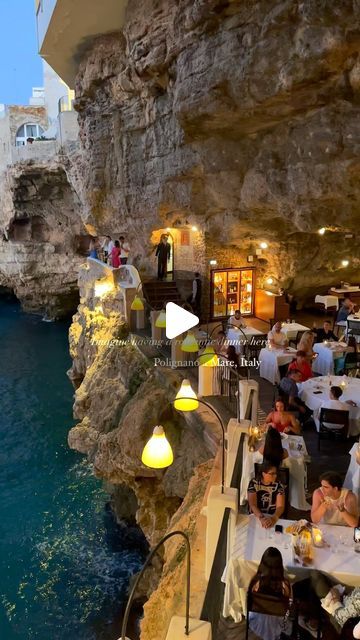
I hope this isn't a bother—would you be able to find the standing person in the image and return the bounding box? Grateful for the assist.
[111,240,121,268]
[187,272,202,316]
[89,237,98,259]
[106,236,114,265]
[155,234,170,280]
[119,235,130,265]
[101,235,112,262]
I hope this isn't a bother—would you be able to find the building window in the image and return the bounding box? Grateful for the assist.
[16,123,44,146]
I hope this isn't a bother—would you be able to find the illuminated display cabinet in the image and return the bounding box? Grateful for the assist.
[210,268,255,319]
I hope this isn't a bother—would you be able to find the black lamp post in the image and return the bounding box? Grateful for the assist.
[120,530,191,640]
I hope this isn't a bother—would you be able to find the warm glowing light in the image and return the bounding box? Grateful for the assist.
[341,259,349,267]
[266,277,274,285]
[191,226,198,232]
[198,345,219,367]
[260,242,268,249]
[94,304,103,314]
[155,310,166,328]
[174,380,199,411]
[94,280,113,298]
[318,227,326,235]
[166,227,171,232]
[141,426,173,469]
[209,259,217,266]
[181,332,199,352]
[312,528,324,546]
[131,295,144,311]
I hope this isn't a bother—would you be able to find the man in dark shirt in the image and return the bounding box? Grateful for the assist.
[312,320,338,343]
[155,234,170,280]
[279,369,311,422]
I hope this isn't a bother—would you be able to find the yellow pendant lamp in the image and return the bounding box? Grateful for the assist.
[141,426,173,469]
[174,379,199,411]
[155,309,166,328]
[198,345,219,367]
[131,295,144,311]
[181,332,199,353]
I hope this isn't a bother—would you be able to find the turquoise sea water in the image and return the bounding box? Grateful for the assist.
[0,300,146,640]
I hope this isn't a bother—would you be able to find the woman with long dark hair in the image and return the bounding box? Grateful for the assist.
[259,427,289,469]
[248,547,291,639]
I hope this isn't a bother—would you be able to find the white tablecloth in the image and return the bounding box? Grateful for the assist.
[330,287,360,294]
[313,341,350,375]
[344,442,360,505]
[259,347,296,384]
[299,376,360,436]
[239,434,310,511]
[222,515,360,622]
[315,295,339,310]
[226,326,264,355]
[280,322,310,340]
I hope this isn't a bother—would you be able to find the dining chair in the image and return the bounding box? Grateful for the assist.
[318,408,349,450]
[347,319,360,338]
[343,352,360,378]
[289,330,306,350]
[245,588,294,640]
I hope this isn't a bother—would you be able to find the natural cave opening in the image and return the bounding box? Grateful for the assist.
[8,216,51,243]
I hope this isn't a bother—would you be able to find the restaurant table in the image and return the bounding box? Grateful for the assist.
[280,322,310,340]
[239,434,311,511]
[259,346,297,384]
[330,287,360,296]
[222,514,360,622]
[226,325,264,355]
[344,441,360,506]
[312,341,351,375]
[315,294,339,310]
[299,375,360,437]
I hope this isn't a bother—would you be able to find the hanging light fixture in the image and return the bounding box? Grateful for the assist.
[341,259,349,267]
[131,295,144,311]
[181,332,199,352]
[266,277,274,285]
[141,426,173,469]
[174,380,199,411]
[260,241,268,249]
[155,309,166,328]
[318,227,326,235]
[198,345,219,367]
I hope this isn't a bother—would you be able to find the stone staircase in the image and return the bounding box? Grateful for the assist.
[142,279,182,309]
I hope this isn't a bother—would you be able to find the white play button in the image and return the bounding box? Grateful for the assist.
[165,302,199,339]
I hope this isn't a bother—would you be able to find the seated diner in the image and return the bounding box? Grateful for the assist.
[247,461,285,528]
[312,320,338,343]
[297,330,315,361]
[265,398,301,434]
[228,309,247,329]
[288,349,313,382]
[311,471,358,527]
[267,321,288,348]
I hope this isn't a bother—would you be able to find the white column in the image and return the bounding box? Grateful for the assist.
[198,364,215,396]
[203,485,238,580]
[135,309,145,330]
[151,310,163,341]
[171,334,186,368]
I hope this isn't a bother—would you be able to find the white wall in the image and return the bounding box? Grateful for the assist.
[43,60,68,132]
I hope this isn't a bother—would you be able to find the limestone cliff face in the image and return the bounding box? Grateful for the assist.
[0,159,84,318]
[68,262,214,544]
[70,0,360,301]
